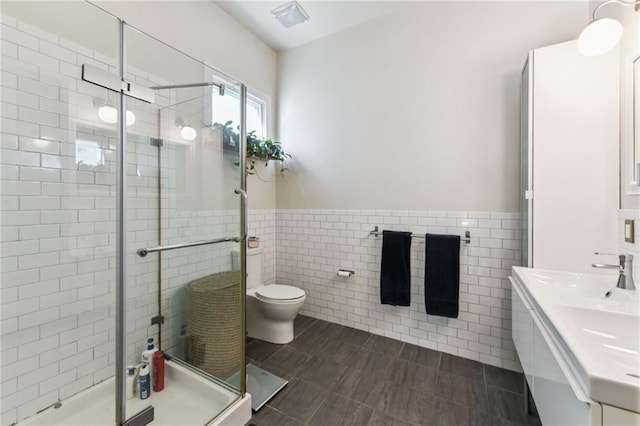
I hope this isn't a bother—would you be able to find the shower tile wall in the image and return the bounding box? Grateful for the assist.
[1,16,121,424]
[0,16,242,425]
[276,209,522,371]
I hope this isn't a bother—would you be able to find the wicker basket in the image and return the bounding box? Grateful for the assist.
[185,270,241,375]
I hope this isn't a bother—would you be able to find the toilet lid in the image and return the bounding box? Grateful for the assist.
[256,284,305,301]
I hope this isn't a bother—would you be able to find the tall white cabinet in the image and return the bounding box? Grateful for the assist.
[521,40,620,272]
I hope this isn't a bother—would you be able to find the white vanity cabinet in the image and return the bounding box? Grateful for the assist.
[510,267,640,426]
[511,278,602,425]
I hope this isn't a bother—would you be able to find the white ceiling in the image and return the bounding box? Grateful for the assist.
[215,1,409,51]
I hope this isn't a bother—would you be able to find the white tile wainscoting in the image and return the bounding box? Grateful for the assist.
[248,209,276,286]
[275,209,523,372]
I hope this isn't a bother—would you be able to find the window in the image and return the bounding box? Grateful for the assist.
[211,78,266,138]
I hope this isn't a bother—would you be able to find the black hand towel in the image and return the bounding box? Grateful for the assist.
[380,230,412,306]
[425,233,460,318]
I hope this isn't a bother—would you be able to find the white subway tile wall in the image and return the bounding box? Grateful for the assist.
[0,15,247,425]
[248,209,277,286]
[620,209,640,284]
[275,209,523,372]
[1,16,124,425]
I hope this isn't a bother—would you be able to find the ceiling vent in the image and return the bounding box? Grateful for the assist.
[271,1,310,28]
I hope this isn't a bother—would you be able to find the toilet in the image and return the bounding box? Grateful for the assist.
[231,247,306,344]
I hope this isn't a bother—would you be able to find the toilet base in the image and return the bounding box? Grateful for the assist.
[245,285,306,345]
[247,319,295,345]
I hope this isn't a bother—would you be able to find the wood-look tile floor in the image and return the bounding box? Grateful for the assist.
[246,315,541,426]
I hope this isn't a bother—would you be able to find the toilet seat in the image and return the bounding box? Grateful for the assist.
[255,284,305,302]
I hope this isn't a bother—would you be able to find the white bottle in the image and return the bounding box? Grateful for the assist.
[141,338,158,386]
[126,365,136,400]
[139,363,150,400]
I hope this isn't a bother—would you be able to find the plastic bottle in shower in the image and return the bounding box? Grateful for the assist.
[141,337,157,364]
[126,365,136,400]
[141,337,158,386]
[153,350,165,392]
[139,363,150,400]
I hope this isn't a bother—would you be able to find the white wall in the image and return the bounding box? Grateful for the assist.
[271,1,599,373]
[276,1,589,211]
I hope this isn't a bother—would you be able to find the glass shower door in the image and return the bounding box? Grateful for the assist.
[123,24,246,425]
[0,3,120,425]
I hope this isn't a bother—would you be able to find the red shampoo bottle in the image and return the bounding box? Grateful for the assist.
[153,350,165,392]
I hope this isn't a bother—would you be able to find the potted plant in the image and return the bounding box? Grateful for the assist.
[216,121,291,176]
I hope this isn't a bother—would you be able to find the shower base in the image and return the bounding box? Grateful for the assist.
[20,360,251,426]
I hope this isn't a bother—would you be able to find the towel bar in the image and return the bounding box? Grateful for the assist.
[369,226,471,244]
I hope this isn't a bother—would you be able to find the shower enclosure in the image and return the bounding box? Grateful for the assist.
[1,2,249,425]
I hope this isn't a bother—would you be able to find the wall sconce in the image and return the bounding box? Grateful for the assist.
[95,97,136,126]
[578,0,640,56]
[176,120,197,141]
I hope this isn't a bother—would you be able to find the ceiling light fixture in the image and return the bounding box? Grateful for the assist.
[577,0,640,56]
[271,1,310,29]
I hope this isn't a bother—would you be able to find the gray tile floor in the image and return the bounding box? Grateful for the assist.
[246,315,541,426]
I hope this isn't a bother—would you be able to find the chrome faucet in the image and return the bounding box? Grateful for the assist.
[592,253,635,290]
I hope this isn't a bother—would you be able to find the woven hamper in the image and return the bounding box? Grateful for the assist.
[185,270,241,375]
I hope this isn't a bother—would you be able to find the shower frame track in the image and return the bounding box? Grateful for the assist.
[80,11,249,423]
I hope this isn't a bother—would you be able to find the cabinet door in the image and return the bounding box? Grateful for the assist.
[603,404,640,426]
[511,279,534,391]
[531,311,594,425]
[531,41,619,273]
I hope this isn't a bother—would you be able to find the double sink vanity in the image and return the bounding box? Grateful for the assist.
[513,1,640,423]
[510,266,640,425]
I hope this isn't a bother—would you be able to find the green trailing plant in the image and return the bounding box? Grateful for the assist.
[216,121,291,176]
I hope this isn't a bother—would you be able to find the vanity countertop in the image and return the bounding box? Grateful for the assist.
[512,266,640,412]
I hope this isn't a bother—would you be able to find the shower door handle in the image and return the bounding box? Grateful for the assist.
[235,188,248,243]
[136,237,241,257]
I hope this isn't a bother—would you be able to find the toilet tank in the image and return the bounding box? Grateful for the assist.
[231,247,262,289]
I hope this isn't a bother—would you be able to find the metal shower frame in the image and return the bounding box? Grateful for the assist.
[101,16,248,426]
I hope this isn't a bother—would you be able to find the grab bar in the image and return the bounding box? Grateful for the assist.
[137,237,240,257]
[369,226,471,244]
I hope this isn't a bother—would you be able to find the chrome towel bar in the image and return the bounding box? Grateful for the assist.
[369,226,471,244]
[137,237,241,257]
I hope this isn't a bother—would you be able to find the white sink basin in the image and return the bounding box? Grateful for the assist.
[552,305,640,411]
[524,269,638,314]
[512,267,640,412]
